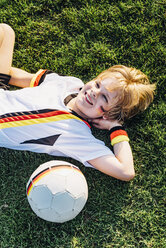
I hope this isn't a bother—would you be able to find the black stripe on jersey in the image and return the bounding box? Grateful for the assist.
[20,134,61,146]
[0,109,58,119]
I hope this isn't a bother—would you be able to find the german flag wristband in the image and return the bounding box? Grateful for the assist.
[109,126,129,146]
[0,73,11,90]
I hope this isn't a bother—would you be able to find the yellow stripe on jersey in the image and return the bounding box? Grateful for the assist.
[0,113,82,129]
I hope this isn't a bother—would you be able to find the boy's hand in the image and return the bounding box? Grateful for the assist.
[88,117,121,130]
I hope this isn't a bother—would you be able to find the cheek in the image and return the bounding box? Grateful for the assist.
[96,107,104,115]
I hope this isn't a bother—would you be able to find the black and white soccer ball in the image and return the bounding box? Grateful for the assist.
[26,160,88,223]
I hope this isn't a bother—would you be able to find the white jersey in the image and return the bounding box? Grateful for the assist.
[0,71,113,167]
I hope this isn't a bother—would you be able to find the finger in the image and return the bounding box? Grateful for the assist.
[91,122,103,129]
[91,119,102,124]
[87,118,93,122]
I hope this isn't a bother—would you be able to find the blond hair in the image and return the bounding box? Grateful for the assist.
[95,65,156,122]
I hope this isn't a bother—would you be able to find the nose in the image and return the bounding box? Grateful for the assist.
[91,88,99,99]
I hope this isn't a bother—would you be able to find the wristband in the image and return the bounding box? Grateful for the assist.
[0,73,11,90]
[109,126,129,146]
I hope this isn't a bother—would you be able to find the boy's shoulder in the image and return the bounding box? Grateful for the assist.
[44,72,84,91]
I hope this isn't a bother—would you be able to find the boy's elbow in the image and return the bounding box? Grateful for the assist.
[123,170,135,181]
[1,23,15,38]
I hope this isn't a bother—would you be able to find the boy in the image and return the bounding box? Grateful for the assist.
[0,24,155,181]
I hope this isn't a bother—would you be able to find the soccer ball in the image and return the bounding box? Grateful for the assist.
[26,160,88,223]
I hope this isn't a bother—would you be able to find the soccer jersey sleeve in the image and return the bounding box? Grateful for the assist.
[58,135,114,169]
[47,119,114,169]
[30,70,84,92]
[30,70,56,87]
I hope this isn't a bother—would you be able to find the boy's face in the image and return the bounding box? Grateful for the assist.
[74,77,119,119]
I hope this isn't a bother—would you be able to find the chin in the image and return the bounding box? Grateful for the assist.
[79,111,89,119]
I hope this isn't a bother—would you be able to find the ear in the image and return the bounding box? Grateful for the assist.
[102,115,109,120]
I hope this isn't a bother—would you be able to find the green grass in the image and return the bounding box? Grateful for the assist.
[0,0,165,247]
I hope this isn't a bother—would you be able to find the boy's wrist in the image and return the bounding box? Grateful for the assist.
[104,118,122,131]
[109,126,129,146]
[0,73,11,90]
[108,125,123,134]
[108,124,122,132]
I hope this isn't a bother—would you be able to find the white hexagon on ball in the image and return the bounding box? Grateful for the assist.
[44,174,66,195]
[29,185,53,209]
[66,171,88,198]
[52,191,75,215]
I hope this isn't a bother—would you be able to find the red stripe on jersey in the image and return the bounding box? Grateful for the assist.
[0,109,91,128]
[0,110,70,123]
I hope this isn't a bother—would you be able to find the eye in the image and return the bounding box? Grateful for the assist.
[95,81,100,88]
[100,106,106,112]
[103,94,108,103]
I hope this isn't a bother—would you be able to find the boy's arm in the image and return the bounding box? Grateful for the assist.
[87,118,135,181]
[88,141,135,181]
[9,67,34,88]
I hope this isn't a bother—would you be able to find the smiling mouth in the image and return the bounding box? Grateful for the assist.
[85,93,93,105]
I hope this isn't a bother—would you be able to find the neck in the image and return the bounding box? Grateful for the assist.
[67,98,88,120]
